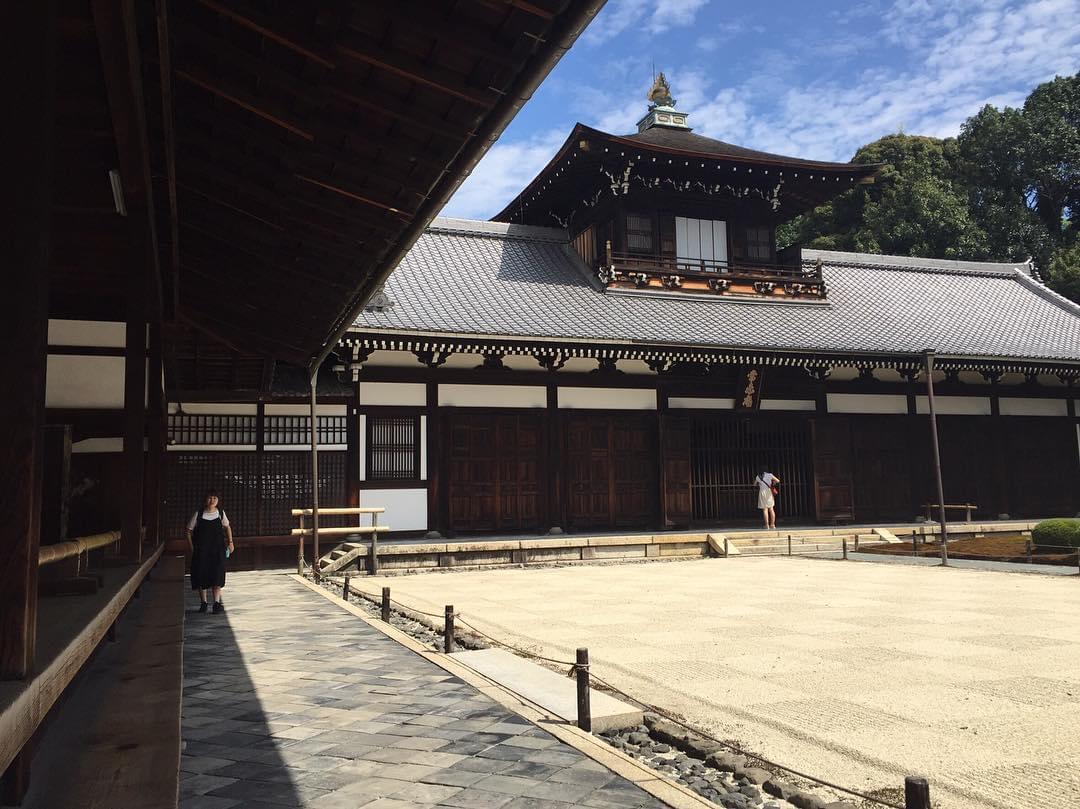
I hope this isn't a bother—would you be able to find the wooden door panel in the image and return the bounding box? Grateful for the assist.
[812,417,854,521]
[565,414,656,530]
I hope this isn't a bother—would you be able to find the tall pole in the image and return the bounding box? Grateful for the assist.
[310,371,320,577]
[924,351,948,564]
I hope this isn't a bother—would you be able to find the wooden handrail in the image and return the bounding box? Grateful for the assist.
[609,250,810,279]
[38,531,121,567]
[290,525,391,537]
[290,507,385,516]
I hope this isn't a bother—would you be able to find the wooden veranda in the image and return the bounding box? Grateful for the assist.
[0,0,606,804]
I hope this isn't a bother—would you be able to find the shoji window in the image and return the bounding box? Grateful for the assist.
[675,217,728,271]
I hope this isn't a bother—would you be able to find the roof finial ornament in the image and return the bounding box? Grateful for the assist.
[636,72,690,133]
[646,72,675,109]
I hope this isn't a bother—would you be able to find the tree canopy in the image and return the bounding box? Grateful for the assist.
[778,73,1079,300]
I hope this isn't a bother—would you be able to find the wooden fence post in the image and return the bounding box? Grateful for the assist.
[842,537,848,560]
[381,587,391,622]
[1026,538,1032,564]
[576,648,591,732]
[787,535,792,556]
[904,776,931,809]
[444,605,454,653]
[342,574,350,601]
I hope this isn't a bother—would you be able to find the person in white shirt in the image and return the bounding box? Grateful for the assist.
[185,490,235,613]
[754,468,780,529]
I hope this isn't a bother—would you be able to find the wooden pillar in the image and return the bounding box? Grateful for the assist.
[0,0,54,682]
[0,0,55,681]
[40,425,72,548]
[145,321,164,547]
[121,292,146,562]
[987,375,1009,517]
[426,381,442,534]
[254,402,265,535]
[546,384,563,531]
[345,397,360,509]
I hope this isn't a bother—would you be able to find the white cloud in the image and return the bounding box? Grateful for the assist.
[583,0,710,44]
[440,129,569,220]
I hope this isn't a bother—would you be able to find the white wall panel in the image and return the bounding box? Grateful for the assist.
[999,397,1068,417]
[48,319,126,347]
[358,382,427,407]
[559,387,656,410]
[168,402,257,415]
[440,384,546,408]
[361,488,427,532]
[46,355,125,409]
[668,396,734,410]
[915,396,992,416]
[72,438,124,454]
[760,399,817,411]
[265,403,347,415]
[827,393,908,414]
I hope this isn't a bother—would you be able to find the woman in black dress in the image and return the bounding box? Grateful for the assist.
[186,490,235,613]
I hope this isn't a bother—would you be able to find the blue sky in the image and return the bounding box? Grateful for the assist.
[443,0,1080,219]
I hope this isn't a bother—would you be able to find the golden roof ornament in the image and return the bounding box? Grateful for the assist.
[646,72,675,109]
[636,72,690,133]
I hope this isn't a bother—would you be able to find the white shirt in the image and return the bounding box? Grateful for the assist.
[187,509,230,531]
[755,473,776,492]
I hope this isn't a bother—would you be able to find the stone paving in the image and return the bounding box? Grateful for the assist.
[369,556,1080,809]
[180,571,668,809]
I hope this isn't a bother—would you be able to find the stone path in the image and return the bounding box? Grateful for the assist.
[180,571,668,809]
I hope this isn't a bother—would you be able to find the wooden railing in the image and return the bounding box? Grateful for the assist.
[290,506,388,575]
[38,530,120,567]
[607,251,815,280]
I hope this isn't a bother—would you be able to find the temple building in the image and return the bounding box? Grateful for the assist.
[137,75,1080,541]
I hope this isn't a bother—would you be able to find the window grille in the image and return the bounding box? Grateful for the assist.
[265,415,347,445]
[367,415,419,481]
[745,225,771,261]
[626,213,654,253]
[168,414,256,445]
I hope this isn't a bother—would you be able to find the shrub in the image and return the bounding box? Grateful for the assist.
[1032,519,1080,549]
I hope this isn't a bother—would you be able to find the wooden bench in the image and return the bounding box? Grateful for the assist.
[923,503,978,522]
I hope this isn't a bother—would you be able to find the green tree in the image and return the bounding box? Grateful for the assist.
[1043,243,1080,303]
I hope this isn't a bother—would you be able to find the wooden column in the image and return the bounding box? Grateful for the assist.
[987,374,1009,517]
[40,425,72,548]
[345,397,360,509]
[546,384,563,531]
[121,296,146,562]
[254,402,265,535]
[425,381,441,534]
[145,322,164,547]
[0,0,55,681]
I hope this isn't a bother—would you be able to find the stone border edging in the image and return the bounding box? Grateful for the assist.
[291,573,716,809]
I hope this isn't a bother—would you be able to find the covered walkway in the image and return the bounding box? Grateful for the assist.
[181,572,667,809]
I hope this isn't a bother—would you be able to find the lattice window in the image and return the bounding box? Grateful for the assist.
[168,414,256,445]
[626,213,654,253]
[367,415,419,481]
[260,451,346,535]
[165,452,259,538]
[265,415,347,445]
[744,225,771,261]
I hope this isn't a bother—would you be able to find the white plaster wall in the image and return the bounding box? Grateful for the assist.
[362,349,420,367]
[168,444,258,452]
[502,354,540,371]
[48,319,126,347]
[168,402,257,415]
[361,488,427,532]
[265,403,347,415]
[618,359,654,375]
[761,399,816,411]
[999,398,1069,417]
[559,387,656,410]
[828,367,860,382]
[827,393,908,414]
[72,437,124,454]
[46,355,126,409]
[915,396,992,416]
[669,397,734,410]
[440,384,546,408]
[359,382,426,406]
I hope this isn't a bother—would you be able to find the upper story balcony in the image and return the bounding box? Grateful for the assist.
[596,243,825,300]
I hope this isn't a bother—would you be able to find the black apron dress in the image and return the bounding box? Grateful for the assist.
[190,511,227,590]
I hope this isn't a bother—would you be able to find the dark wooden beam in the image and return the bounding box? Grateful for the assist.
[174,66,315,141]
[0,0,55,681]
[294,174,413,217]
[146,321,165,546]
[336,29,500,108]
[325,82,477,140]
[193,0,336,68]
[362,4,522,68]
[155,0,180,320]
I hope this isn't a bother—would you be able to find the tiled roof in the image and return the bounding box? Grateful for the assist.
[352,218,1080,364]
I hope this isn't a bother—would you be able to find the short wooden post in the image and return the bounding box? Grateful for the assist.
[842,537,848,560]
[369,513,379,575]
[912,530,918,558]
[1026,539,1032,564]
[1076,548,1079,575]
[297,514,305,575]
[381,587,391,622]
[904,775,931,809]
[787,535,792,556]
[576,648,592,732]
[854,535,860,551]
[723,536,729,558]
[342,574,350,601]
[444,605,454,653]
